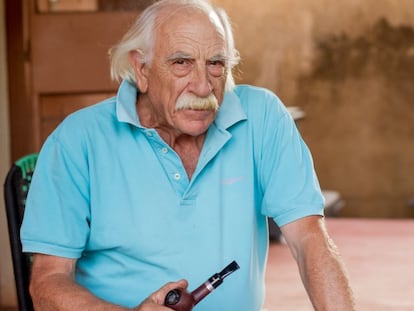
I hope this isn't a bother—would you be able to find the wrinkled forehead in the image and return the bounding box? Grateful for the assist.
[155,5,226,39]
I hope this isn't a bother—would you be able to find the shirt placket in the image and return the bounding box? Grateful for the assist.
[144,129,189,196]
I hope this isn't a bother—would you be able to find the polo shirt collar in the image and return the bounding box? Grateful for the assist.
[116,80,247,130]
[215,90,247,130]
[116,80,141,127]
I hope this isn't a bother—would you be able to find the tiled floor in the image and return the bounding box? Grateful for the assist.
[263,218,414,311]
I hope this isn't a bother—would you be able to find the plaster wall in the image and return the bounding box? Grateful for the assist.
[214,0,414,217]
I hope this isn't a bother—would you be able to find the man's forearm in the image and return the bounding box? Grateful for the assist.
[29,253,186,311]
[30,273,129,311]
[298,236,356,310]
[282,216,356,310]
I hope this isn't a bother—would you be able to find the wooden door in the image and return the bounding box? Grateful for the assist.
[6,0,151,160]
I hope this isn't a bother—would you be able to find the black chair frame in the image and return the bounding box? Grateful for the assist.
[4,153,38,311]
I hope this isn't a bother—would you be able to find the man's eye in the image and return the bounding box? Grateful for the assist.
[208,60,225,76]
[170,59,192,76]
[173,59,190,65]
[209,60,224,66]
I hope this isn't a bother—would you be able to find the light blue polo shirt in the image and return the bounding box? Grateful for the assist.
[21,80,324,310]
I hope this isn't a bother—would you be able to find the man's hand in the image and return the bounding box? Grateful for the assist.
[134,279,188,310]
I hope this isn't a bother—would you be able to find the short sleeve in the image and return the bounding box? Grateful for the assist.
[21,122,91,259]
[253,92,325,226]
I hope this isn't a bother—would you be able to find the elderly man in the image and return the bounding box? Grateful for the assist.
[21,0,355,310]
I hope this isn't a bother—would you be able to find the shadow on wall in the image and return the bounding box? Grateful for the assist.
[297,18,414,218]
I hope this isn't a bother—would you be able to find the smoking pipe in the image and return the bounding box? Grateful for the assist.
[164,260,240,311]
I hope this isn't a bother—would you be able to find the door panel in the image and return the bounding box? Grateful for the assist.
[30,8,136,149]
[7,0,147,158]
[31,11,136,93]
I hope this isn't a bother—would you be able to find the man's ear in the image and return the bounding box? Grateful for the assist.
[129,50,149,93]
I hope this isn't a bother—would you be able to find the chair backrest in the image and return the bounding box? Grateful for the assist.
[4,153,38,311]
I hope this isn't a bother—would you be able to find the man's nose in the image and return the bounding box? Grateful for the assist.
[190,65,213,97]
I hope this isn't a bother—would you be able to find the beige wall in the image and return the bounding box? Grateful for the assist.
[215,0,414,99]
[214,0,414,217]
[0,0,16,308]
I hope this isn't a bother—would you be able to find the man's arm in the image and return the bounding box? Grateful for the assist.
[280,215,356,310]
[29,254,187,311]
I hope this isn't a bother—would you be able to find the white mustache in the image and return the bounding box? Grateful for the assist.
[175,93,219,111]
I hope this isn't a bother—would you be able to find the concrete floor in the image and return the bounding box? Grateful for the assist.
[263,218,414,311]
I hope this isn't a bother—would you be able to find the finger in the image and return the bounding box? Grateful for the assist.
[150,279,189,305]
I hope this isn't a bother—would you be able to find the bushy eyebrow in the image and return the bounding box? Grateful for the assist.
[165,51,227,63]
[209,54,227,63]
[165,51,193,62]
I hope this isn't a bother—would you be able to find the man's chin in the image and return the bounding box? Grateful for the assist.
[174,112,216,136]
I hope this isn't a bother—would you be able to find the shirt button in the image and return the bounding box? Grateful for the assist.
[161,147,168,154]
[146,131,153,137]
[174,173,181,180]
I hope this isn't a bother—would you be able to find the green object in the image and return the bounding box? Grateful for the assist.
[14,153,39,206]
[15,153,38,180]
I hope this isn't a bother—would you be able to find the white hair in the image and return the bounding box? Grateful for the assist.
[109,0,240,91]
